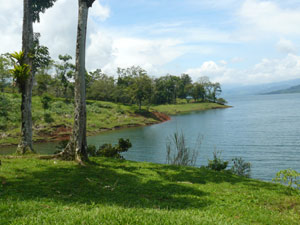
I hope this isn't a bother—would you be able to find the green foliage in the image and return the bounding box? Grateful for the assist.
[54,140,69,154]
[10,51,31,89]
[231,157,251,178]
[0,116,7,130]
[32,0,57,22]
[32,33,51,71]
[166,131,200,166]
[0,94,10,118]
[217,97,227,105]
[40,94,52,110]
[44,113,54,123]
[87,144,97,157]
[0,54,12,92]
[273,169,300,190]
[54,54,75,99]
[89,138,132,159]
[207,151,228,171]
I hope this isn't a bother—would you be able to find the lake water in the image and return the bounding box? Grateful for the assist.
[1,93,300,181]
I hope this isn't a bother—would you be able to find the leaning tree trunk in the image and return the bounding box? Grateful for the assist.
[62,0,94,162]
[17,0,35,154]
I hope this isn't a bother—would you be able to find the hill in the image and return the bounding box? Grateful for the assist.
[0,156,299,224]
[0,93,228,147]
[264,84,300,95]
[222,78,300,96]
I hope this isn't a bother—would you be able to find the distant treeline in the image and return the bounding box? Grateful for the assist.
[0,53,226,109]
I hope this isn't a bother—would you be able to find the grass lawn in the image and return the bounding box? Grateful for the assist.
[0,156,299,224]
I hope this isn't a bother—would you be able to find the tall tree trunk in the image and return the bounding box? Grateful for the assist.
[63,0,93,162]
[17,0,34,154]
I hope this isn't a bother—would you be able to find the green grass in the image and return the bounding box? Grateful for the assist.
[0,156,299,224]
[0,93,227,146]
[152,102,229,115]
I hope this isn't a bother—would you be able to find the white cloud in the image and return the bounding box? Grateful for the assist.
[86,32,115,70]
[90,1,110,21]
[0,0,111,68]
[0,0,22,53]
[186,54,300,85]
[102,37,185,75]
[34,0,111,65]
[238,0,300,37]
[276,38,297,54]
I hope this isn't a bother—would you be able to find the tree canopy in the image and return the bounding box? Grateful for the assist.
[32,0,57,22]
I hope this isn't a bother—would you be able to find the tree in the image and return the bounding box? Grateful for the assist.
[87,70,115,101]
[211,82,222,103]
[18,0,56,154]
[131,71,152,110]
[62,0,96,162]
[54,54,75,99]
[117,66,152,110]
[191,83,205,102]
[0,54,11,93]
[178,73,192,99]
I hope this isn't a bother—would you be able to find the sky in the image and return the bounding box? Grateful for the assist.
[1,0,300,85]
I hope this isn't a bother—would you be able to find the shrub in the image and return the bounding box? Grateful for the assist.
[87,104,102,113]
[97,138,132,159]
[54,140,69,154]
[217,98,227,105]
[273,169,300,190]
[44,113,54,123]
[231,157,251,178]
[0,117,7,130]
[166,131,200,166]
[207,151,228,171]
[87,144,97,157]
[41,94,52,110]
[53,139,132,159]
[0,95,11,118]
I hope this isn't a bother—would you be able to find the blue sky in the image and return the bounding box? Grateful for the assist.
[1,0,300,85]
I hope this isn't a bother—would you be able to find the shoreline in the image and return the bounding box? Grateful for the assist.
[0,103,230,148]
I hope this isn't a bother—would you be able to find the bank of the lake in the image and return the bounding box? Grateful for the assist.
[0,156,299,225]
[0,93,228,147]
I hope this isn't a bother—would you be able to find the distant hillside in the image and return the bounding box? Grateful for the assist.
[265,84,300,94]
[222,78,300,96]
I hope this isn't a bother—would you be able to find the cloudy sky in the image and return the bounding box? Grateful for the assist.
[1,0,300,85]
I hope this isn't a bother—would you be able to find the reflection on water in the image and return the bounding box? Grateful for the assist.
[1,93,300,181]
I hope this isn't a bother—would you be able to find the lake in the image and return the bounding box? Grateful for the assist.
[1,93,300,181]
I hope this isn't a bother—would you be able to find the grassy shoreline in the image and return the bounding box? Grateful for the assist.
[0,94,229,147]
[0,156,299,224]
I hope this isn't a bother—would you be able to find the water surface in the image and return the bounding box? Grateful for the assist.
[2,94,300,181]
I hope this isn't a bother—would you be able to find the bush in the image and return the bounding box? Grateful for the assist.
[52,101,73,115]
[44,113,54,123]
[217,98,227,105]
[41,94,52,110]
[87,104,102,113]
[0,95,11,118]
[207,151,228,171]
[273,169,300,190]
[53,139,132,159]
[87,144,97,157]
[166,131,200,166]
[97,138,132,159]
[231,157,251,178]
[54,140,69,154]
[0,117,7,130]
